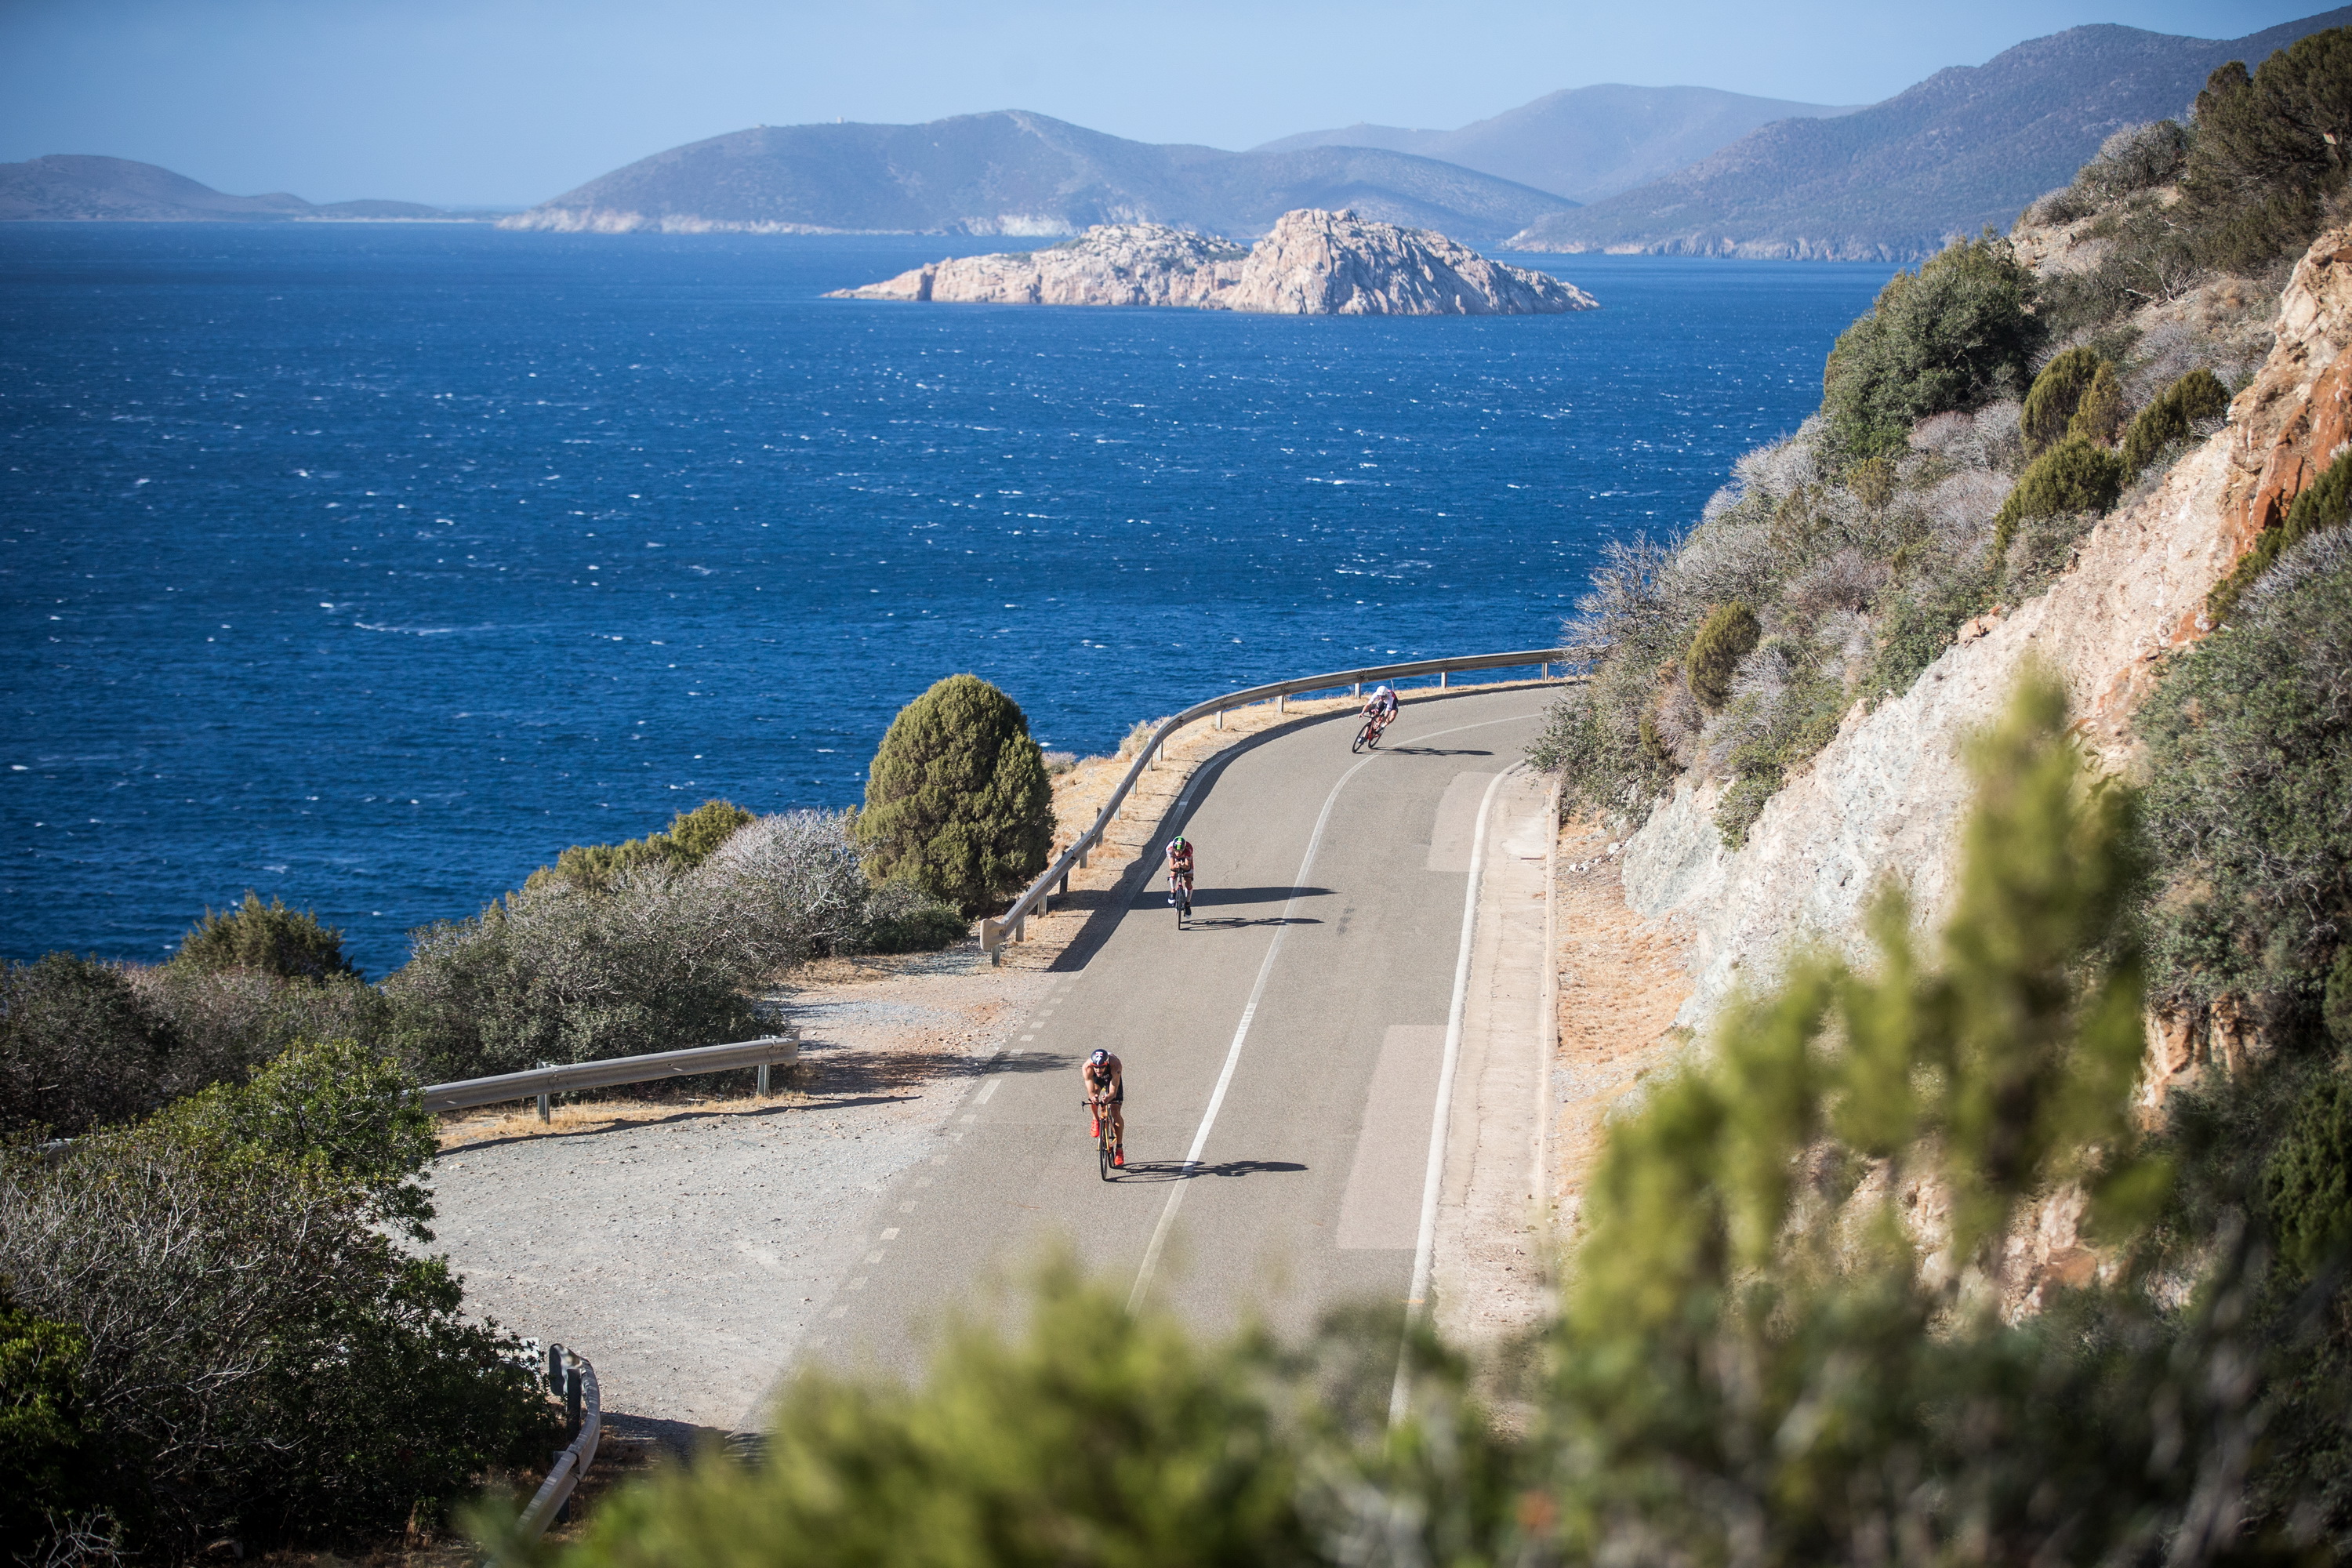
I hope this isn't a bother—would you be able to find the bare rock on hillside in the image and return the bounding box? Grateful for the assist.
[1618,220,2352,1046]
[828,209,1598,316]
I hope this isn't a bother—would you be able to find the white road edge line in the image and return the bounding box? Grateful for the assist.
[1125,712,1534,1316]
[1389,763,1515,1426]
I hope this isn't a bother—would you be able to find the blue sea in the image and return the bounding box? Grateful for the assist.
[1,223,1896,975]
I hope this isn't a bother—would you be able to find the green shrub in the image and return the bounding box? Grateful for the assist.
[1864,551,1995,697]
[1991,434,2127,557]
[1,1041,554,1560]
[1683,602,1759,712]
[2067,358,2125,445]
[2122,367,2231,474]
[530,799,755,894]
[856,880,969,954]
[387,885,761,1081]
[0,1281,98,1552]
[1823,237,2042,457]
[855,675,1053,915]
[2020,345,2107,455]
[2209,445,2352,623]
[0,954,172,1138]
[176,891,357,982]
[2180,31,2352,274]
[2141,534,2352,1022]
[2266,1075,2352,1281]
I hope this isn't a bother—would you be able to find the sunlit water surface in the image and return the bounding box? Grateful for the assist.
[1,224,1895,972]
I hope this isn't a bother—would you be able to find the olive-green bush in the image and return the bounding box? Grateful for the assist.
[528,799,755,894]
[0,1281,96,1553]
[2020,345,2107,455]
[0,954,173,1137]
[176,891,358,982]
[2142,532,2352,1027]
[855,674,1053,915]
[2181,31,2352,275]
[2209,445,2352,624]
[1822,237,2042,457]
[1990,434,2127,557]
[2122,366,2232,474]
[2265,1075,2352,1281]
[1682,601,1759,711]
[2067,358,2126,445]
[1,1039,555,1562]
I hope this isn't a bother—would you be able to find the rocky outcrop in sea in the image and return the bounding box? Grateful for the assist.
[827,209,1599,316]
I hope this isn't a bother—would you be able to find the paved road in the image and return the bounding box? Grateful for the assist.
[794,684,1553,1386]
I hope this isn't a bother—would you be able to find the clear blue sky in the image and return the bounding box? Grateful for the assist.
[0,1,2324,207]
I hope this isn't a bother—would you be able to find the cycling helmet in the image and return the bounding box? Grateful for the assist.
[1373,684,1393,697]
[1089,1048,1110,1066]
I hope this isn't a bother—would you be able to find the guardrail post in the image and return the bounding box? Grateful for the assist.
[1542,662,1550,680]
[1078,845,1089,869]
[981,917,1002,964]
[1276,693,1286,714]
[757,1062,771,1098]
[1439,670,1449,688]
[537,1091,551,1123]
[1013,914,1025,942]
[1214,708,1223,730]
[1057,870,1069,898]
[1353,681,1361,697]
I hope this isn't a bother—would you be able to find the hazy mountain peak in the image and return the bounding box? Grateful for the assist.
[1505,6,2352,260]
[1255,84,1860,201]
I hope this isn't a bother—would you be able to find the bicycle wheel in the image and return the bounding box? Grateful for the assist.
[1098,1125,1114,1181]
[1352,720,1374,753]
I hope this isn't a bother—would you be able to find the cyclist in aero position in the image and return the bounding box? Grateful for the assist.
[1363,683,1399,741]
[1083,1048,1125,1167]
[1166,833,1196,911]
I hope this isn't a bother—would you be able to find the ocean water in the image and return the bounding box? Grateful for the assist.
[0,223,1896,975]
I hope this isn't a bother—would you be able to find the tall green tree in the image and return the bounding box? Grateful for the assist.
[855,675,1052,915]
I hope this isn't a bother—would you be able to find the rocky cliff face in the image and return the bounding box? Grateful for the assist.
[1620,223,2352,1067]
[829,209,1598,317]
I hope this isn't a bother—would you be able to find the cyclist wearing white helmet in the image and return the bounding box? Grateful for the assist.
[1166,833,1196,909]
[1083,1047,1125,1167]
[1363,683,1399,736]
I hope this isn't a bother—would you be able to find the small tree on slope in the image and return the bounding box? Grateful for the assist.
[855,674,1052,916]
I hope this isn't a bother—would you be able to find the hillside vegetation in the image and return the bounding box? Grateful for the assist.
[1530,26,2352,849]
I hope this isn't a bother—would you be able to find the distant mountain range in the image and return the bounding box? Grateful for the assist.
[0,154,460,223]
[1506,9,2352,259]
[503,111,1575,246]
[18,7,2352,259]
[1257,85,1858,203]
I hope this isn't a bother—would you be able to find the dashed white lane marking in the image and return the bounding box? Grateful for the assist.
[975,1080,1000,1104]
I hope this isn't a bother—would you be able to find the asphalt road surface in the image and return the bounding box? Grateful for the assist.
[795,683,1553,1387]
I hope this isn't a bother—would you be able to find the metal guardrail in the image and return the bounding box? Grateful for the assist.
[518,1343,601,1539]
[979,646,1588,960]
[419,1032,800,1116]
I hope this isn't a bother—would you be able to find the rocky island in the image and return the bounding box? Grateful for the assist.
[826,208,1598,316]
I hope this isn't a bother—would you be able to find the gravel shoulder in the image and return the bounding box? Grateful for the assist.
[425,946,1051,1432]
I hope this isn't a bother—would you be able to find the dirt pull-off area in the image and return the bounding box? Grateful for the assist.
[1550,813,1694,1230]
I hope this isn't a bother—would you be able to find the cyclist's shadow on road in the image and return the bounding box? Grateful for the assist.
[1380,745,1498,757]
[1105,1157,1308,1184]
